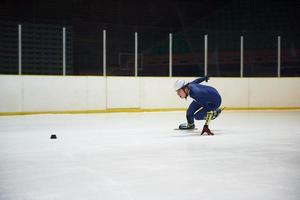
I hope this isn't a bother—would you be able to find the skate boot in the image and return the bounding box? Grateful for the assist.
[201,125,214,135]
[179,123,195,130]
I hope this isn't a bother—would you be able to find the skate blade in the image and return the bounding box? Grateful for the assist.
[173,128,198,131]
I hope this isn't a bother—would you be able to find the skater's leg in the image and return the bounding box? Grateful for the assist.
[186,101,203,124]
[195,103,223,120]
[179,101,202,129]
[192,103,216,135]
[194,106,210,121]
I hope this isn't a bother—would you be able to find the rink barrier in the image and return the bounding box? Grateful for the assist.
[0,108,186,116]
[0,107,300,116]
[1,75,300,115]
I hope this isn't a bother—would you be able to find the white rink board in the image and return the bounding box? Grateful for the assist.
[86,77,106,110]
[0,75,22,112]
[249,78,300,107]
[23,76,87,111]
[106,77,140,109]
[0,76,107,112]
[0,75,300,113]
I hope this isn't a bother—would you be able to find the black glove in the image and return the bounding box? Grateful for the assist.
[179,123,195,130]
[205,75,210,82]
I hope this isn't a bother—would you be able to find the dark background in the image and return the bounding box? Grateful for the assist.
[0,0,299,76]
[0,0,229,28]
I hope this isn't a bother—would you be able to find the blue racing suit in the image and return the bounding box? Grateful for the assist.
[186,77,222,124]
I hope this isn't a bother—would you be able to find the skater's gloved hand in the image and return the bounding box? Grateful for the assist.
[179,123,195,130]
[205,75,210,82]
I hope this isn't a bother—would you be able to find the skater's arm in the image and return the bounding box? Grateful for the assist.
[190,76,209,84]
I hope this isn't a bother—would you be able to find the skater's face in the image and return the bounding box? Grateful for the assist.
[177,88,187,99]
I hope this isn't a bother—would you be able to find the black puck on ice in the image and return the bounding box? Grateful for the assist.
[50,134,57,139]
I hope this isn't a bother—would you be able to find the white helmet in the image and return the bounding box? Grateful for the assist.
[174,80,188,91]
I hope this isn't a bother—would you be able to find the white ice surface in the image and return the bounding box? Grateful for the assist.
[0,111,300,200]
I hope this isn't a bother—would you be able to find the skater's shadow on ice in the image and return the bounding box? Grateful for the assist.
[171,130,226,137]
[172,133,200,137]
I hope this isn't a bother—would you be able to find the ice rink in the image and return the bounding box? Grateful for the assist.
[0,111,300,200]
